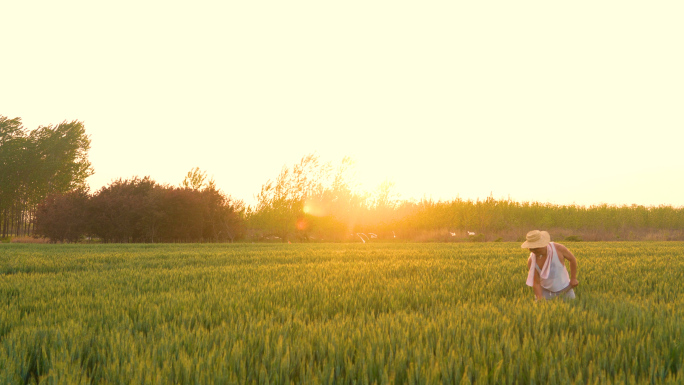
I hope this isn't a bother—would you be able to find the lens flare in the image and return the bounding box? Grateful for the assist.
[296,218,308,230]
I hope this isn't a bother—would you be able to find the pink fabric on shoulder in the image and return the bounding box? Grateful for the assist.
[525,244,551,287]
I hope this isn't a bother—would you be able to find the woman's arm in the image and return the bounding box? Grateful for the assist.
[556,243,579,288]
[528,257,545,300]
[533,279,544,300]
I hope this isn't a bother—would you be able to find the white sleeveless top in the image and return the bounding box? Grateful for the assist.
[526,242,571,292]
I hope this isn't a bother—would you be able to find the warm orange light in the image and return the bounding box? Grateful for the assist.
[303,199,327,217]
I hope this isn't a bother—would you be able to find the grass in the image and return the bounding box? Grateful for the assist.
[8,236,50,244]
[1,242,683,383]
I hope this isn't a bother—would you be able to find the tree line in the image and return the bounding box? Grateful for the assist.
[244,155,684,242]
[30,154,684,243]
[392,197,684,241]
[4,115,684,243]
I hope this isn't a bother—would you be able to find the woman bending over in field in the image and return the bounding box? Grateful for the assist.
[522,230,579,300]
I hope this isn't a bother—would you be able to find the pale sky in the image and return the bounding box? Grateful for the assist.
[3,1,683,208]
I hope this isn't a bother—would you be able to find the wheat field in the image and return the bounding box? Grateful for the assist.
[1,242,682,384]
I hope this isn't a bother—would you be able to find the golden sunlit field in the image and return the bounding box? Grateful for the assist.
[1,242,683,384]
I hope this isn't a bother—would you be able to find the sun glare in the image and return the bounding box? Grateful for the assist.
[303,199,328,217]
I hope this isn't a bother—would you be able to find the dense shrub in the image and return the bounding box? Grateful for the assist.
[34,189,89,243]
[35,177,245,243]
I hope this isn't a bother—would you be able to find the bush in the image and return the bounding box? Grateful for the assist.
[10,237,49,244]
[564,235,582,242]
[35,177,246,243]
[469,234,486,242]
[34,189,89,243]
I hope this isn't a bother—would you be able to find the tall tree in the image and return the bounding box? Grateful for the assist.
[0,116,27,237]
[0,116,93,237]
[30,120,93,195]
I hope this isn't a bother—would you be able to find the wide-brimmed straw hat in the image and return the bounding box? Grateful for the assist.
[521,230,550,249]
